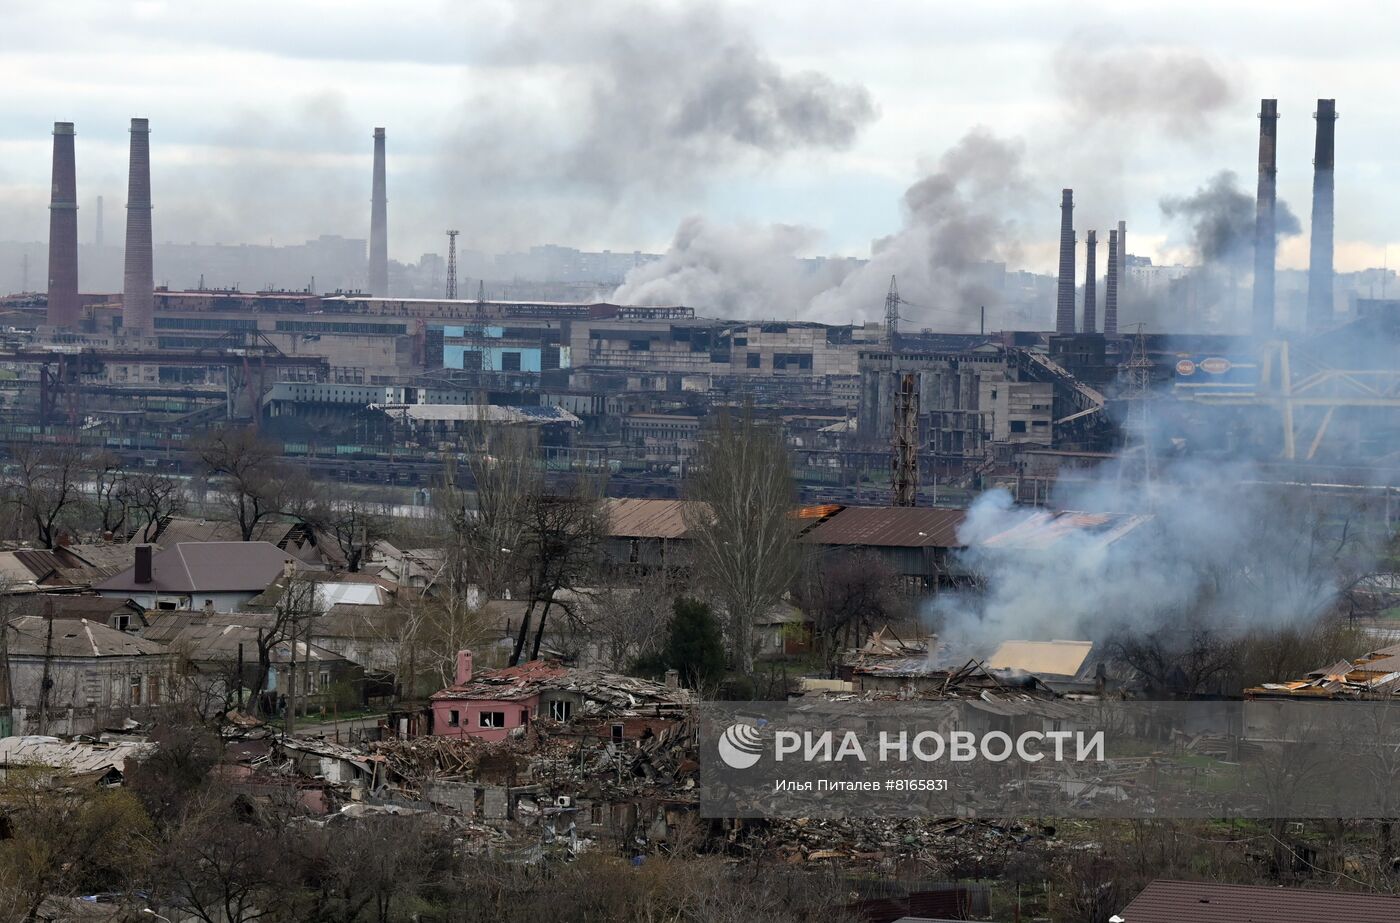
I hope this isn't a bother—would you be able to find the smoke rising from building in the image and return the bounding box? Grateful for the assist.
[611,217,852,318]
[932,457,1376,653]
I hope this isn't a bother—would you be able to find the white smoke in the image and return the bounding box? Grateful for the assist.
[932,456,1375,654]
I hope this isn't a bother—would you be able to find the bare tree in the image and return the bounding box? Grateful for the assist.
[306,487,391,572]
[515,481,606,664]
[684,407,799,675]
[126,470,187,543]
[90,450,131,537]
[196,427,291,541]
[792,551,902,678]
[583,573,674,671]
[8,442,87,547]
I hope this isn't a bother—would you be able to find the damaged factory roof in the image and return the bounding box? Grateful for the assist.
[432,660,689,713]
[976,510,1151,550]
[802,506,967,549]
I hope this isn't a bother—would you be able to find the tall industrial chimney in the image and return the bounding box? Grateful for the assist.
[368,127,388,296]
[1055,189,1076,333]
[1105,229,1119,336]
[1110,219,1126,335]
[1252,100,1279,338]
[1083,230,1098,333]
[95,195,104,248]
[1306,99,1337,331]
[46,122,80,328]
[123,117,154,335]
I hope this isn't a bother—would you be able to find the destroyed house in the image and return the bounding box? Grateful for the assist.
[1245,640,1400,699]
[429,650,688,742]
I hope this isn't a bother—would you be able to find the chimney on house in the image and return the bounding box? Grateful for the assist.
[46,122,80,329]
[1083,229,1098,333]
[122,117,154,335]
[1055,189,1076,333]
[664,668,680,690]
[134,545,153,584]
[368,127,388,296]
[1306,99,1337,331]
[1252,98,1279,338]
[455,649,474,686]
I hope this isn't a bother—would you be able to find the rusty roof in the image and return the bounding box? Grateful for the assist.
[1117,879,1400,923]
[603,498,696,539]
[977,510,1150,550]
[801,506,967,548]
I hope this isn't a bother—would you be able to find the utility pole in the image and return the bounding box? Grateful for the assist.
[891,371,920,507]
[445,230,459,300]
[1118,324,1156,508]
[37,608,54,735]
[884,275,900,348]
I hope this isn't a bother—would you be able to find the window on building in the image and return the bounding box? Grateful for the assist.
[129,674,143,706]
[520,709,530,726]
[548,700,573,721]
[320,671,330,692]
[146,674,161,704]
[479,711,506,728]
[111,614,131,631]
[500,351,522,372]
[1010,420,1027,433]
[447,709,460,727]
[611,723,625,743]
[746,353,761,369]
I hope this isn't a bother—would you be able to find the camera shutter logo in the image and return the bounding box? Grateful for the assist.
[717,723,764,769]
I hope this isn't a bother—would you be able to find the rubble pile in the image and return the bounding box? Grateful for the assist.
[729,816,1058,873]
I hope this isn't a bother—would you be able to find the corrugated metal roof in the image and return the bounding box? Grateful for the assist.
[977,511,1150,550]
[0,736,154,775]
[1118,879,1400,923]
[802,506,967,548]
[604,498,695,539]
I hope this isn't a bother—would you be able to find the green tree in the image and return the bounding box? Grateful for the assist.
[666,597,725,689]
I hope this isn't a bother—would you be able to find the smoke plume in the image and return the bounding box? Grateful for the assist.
[442,0,877,244]
[615,130,1028,326]
[1131,170,1302,331]
[1053,37,1236,139]
[610,217,857,318]
[1160,170,1300,267]
[933,457,1376,654]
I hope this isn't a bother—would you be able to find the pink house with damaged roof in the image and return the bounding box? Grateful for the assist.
[428,650,690,742]
[429,651,566,742]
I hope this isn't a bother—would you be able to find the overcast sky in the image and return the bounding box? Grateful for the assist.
[2,0,1396,276]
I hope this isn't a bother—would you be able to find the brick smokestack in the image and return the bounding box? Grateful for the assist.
[368,127,388,296]
[1105,229,1119,336]
[1306,99,1337,331]
[123,117,154,335]
[1055,189,1076,333]
[1083,229,1098,333]
[46,122,80,328]
[1252,99,1279,338]
[1110,219,1126,335]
